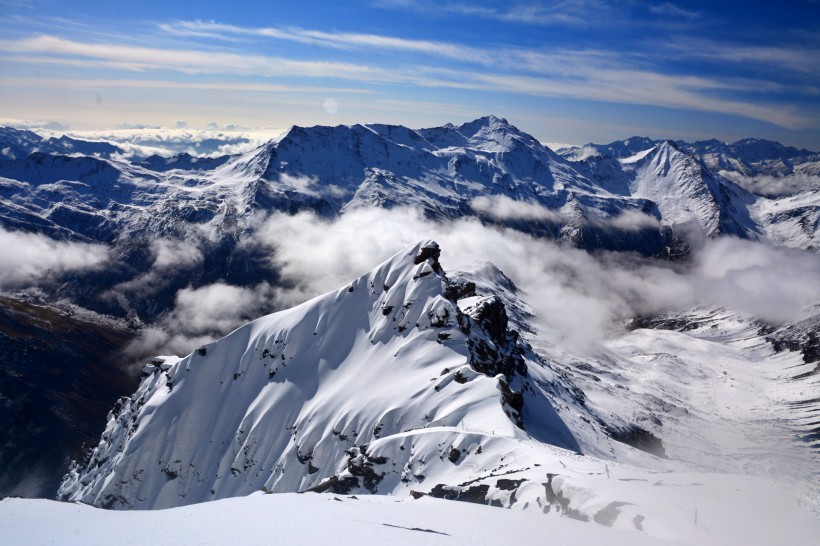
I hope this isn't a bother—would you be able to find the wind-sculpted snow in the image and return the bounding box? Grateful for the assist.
[59,241,607,509]
[55,242,820,543]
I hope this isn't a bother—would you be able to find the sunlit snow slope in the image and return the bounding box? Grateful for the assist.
[57,242,820,544]
[59,241,596,508]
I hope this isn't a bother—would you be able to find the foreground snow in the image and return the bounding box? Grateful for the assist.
[1,490,815,546]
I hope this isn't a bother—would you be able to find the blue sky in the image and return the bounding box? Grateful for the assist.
[1,0,818,147]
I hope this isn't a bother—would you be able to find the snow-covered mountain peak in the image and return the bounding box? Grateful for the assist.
[59,239,573,509]
[457,114,510,133]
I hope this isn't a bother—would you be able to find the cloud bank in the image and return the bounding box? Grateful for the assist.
[94,207,820,359]
[60,128,275,158]
[0,228,109,289]
[243,208,820,349]
[470,195,565,222]
[126,281,276,359]
[719,170,820,197]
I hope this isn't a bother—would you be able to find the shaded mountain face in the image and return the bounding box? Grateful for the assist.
[0,297,138,499]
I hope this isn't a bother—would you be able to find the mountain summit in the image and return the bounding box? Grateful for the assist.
[54,241,820,544]
[59,241,604,509]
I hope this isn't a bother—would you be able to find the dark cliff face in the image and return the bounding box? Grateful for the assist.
[0,297,138,498]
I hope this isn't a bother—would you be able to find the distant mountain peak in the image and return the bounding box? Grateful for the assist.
[456,115,513,135]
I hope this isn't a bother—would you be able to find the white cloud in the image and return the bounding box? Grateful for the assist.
[2,31,812,129]
[0,227,109,288]
[0,117,68,131]
[244,208,820,351]
[374,0,607,27]
[170,282,273,335]
[470,195,565,222]
[126,281,276,358]
[649,3,700,19]
[151,238,204,270]
[692,237,820,322]
[117,207,820,359]
[718,170,820,197]
[104,238,204,300]
[665,41,820,79]
[159,20,496,66]
[599,209,662,231]
[49,127,280,158]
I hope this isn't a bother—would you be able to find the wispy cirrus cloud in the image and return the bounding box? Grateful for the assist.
[1,30,810,130]
[374,0,610,27]
[3,77,375,96]
[158,20,498,65]
[668,42,820,78]
[648,3,701,19]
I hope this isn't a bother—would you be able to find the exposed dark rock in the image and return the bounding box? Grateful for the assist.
[496,478,525,491]
[99,493,131,510]
[768,324,820,366]
[606,424,666,457]
[307,475,360,494]
[427,483,490,505]
[344,445,387,493]
[448,448,461,463]
[468,297,508,343]
[429,307,450,327]
[413,242,442,273]
[444,280,476,302]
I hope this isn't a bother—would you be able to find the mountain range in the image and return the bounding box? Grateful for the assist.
[1,117,818,543]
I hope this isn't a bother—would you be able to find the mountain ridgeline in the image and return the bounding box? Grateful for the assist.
[56,241,654,510]
[2,119,819,538]
[1,116,818,325]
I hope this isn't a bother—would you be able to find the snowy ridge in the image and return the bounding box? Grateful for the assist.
[5,116,816,264]
[621,141,758,238]
[55,242,820,543]
[6,115,818,338]
[58,241,601,508]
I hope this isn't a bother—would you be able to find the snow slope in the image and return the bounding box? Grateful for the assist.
[619,141,758,238]
[58,241,602,508]
[54,241,820,544]
[0,493,671,546]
